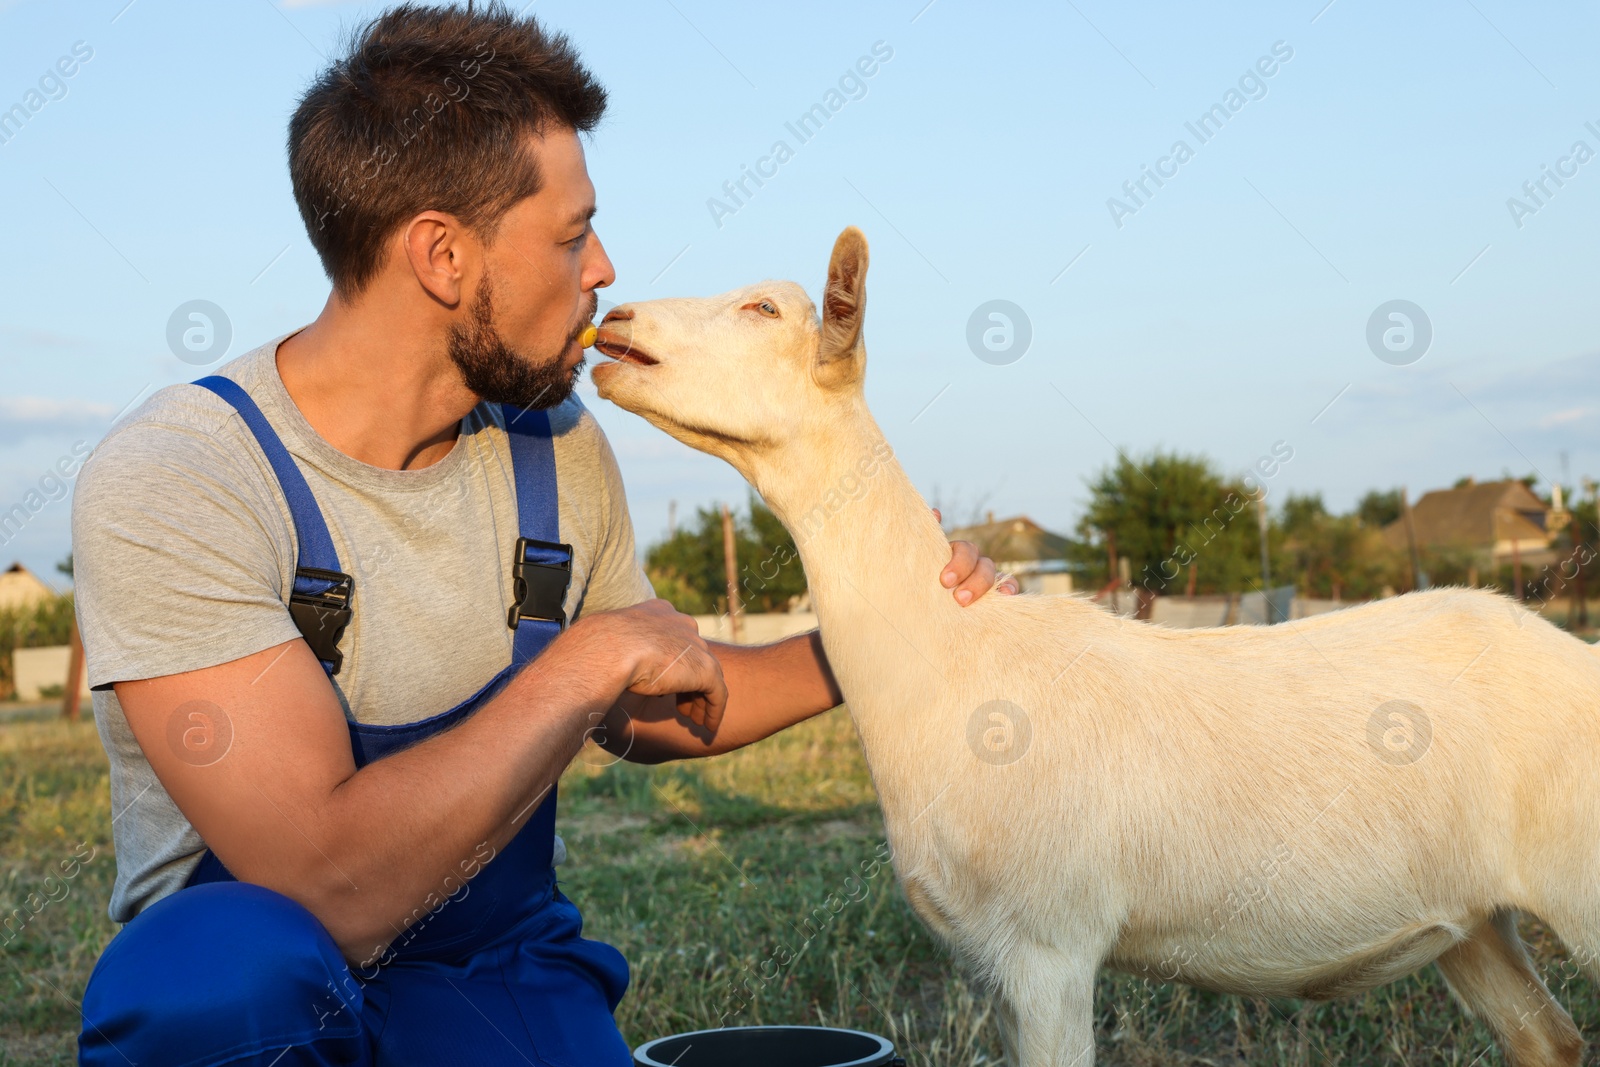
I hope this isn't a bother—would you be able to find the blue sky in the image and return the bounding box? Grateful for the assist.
[2,0,1597,584]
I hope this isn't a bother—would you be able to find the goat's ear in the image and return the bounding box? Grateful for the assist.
[815,226,868,390]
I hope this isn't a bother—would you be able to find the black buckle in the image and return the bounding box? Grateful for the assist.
[508,536,571,630]
[289,566,354,674]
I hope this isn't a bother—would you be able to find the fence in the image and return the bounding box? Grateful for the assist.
[1,594,75,700]
[694,612,819,645]
[13,645,74,700]
[692,590,1351,646]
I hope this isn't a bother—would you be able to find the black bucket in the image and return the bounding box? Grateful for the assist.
[633,1025,905,1067]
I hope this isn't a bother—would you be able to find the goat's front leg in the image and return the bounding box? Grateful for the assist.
[1000,947,1098,1067]
[995,995,1021,1066]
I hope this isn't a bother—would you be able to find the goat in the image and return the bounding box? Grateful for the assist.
[592,226,1600,1066]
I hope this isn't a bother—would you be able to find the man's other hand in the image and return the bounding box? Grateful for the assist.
[933,508,1021,605]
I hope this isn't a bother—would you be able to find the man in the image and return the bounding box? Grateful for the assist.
[72,4,1012,1064]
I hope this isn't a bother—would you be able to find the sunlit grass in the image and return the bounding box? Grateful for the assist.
[4,700,1598,1065]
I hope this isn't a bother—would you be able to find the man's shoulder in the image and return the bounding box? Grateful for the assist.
[74,342,284,514]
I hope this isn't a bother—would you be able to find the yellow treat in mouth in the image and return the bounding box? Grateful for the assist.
[579,324,598,348]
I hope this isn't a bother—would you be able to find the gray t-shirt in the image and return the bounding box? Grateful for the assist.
[72,333,654,923]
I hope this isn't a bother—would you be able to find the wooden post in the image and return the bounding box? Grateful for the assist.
[1256,497,1271,591]
[1104,528,1118,592]
[721,503,742,643]
[62,613,85,721]
[1512,532,1523,601]
[1582,479,1598,628]
[1571,523,1587,628]
[1401,487,1423,592]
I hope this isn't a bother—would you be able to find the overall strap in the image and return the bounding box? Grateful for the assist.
[501,405,571,669]
[192,376,353,676]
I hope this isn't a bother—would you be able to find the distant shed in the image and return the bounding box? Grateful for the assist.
[1383,478,1560,567]
[949,513,1075,594]
[0,562,56,611]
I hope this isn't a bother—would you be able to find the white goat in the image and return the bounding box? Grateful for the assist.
[593,227,1600,1067]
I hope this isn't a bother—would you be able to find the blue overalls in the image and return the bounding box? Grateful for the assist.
[79,377,632,1066]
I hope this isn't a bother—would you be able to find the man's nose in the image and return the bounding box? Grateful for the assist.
[587,231,617,290]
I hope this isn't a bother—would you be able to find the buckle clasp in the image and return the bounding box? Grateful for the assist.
[508,536,571,631]
[289,566,354,674]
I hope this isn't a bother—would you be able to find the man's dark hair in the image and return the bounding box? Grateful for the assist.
[289,2,606,298]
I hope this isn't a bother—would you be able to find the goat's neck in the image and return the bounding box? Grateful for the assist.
[740,401,958,784]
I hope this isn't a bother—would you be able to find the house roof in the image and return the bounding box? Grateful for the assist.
[948,515,1072,564]
[1382,479,1549,552]
[0,562,57,611]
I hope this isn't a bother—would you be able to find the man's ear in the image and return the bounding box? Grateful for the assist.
[815,226,869,390]
[402,211,469,306]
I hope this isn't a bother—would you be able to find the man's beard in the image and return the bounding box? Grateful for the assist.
[448,271,592,411]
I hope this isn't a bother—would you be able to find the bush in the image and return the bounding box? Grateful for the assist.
[645,497,806,615]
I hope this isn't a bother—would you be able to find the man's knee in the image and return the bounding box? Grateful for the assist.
[81,882,366,1065]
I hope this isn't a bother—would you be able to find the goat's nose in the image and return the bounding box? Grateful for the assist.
[602,306,633,323]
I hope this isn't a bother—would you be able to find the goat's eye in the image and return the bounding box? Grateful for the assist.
[754,300,779,318]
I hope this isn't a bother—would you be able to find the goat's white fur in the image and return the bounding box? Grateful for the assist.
[593,227,1600,1066]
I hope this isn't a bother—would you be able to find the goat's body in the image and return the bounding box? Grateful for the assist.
[593,232,1600,1065]
[777,428,1600,1066]
[856,588,1600,999]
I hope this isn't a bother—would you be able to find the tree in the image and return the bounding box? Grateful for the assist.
[740,498,808,610]
[644,495,806,615]
[1565,490,1598,629]
[1076,451,1259,597]
[1356,488,1403,529]
[1280,491,1397,601]
[1280,491,1332,596]
[1281,491,1329,533]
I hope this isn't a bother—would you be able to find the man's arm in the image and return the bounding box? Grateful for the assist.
[597,539,1015,763]
[115,599,722,965]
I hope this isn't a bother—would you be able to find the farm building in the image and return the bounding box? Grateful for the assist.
[0,562,56,611]
[1383,478,1565,569]
[948,513,1075,594]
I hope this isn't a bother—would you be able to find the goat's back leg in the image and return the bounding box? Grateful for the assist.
[1538,893,1600,984]
[1434,910,1584,1067]
[999,946,1098,1067]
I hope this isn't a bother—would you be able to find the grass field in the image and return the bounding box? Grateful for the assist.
[4,696,1599,1066]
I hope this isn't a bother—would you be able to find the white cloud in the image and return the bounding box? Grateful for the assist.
[0,397,117,447]
[1539,407,1590,429]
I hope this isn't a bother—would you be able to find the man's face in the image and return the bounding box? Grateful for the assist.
[449,127,614,410]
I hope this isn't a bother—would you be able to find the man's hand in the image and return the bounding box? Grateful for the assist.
[565,598,727,732]
[934,508,1021,605]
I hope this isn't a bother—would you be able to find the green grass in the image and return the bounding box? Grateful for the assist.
[0,703,118,1067]
[4,701,1599,1065]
